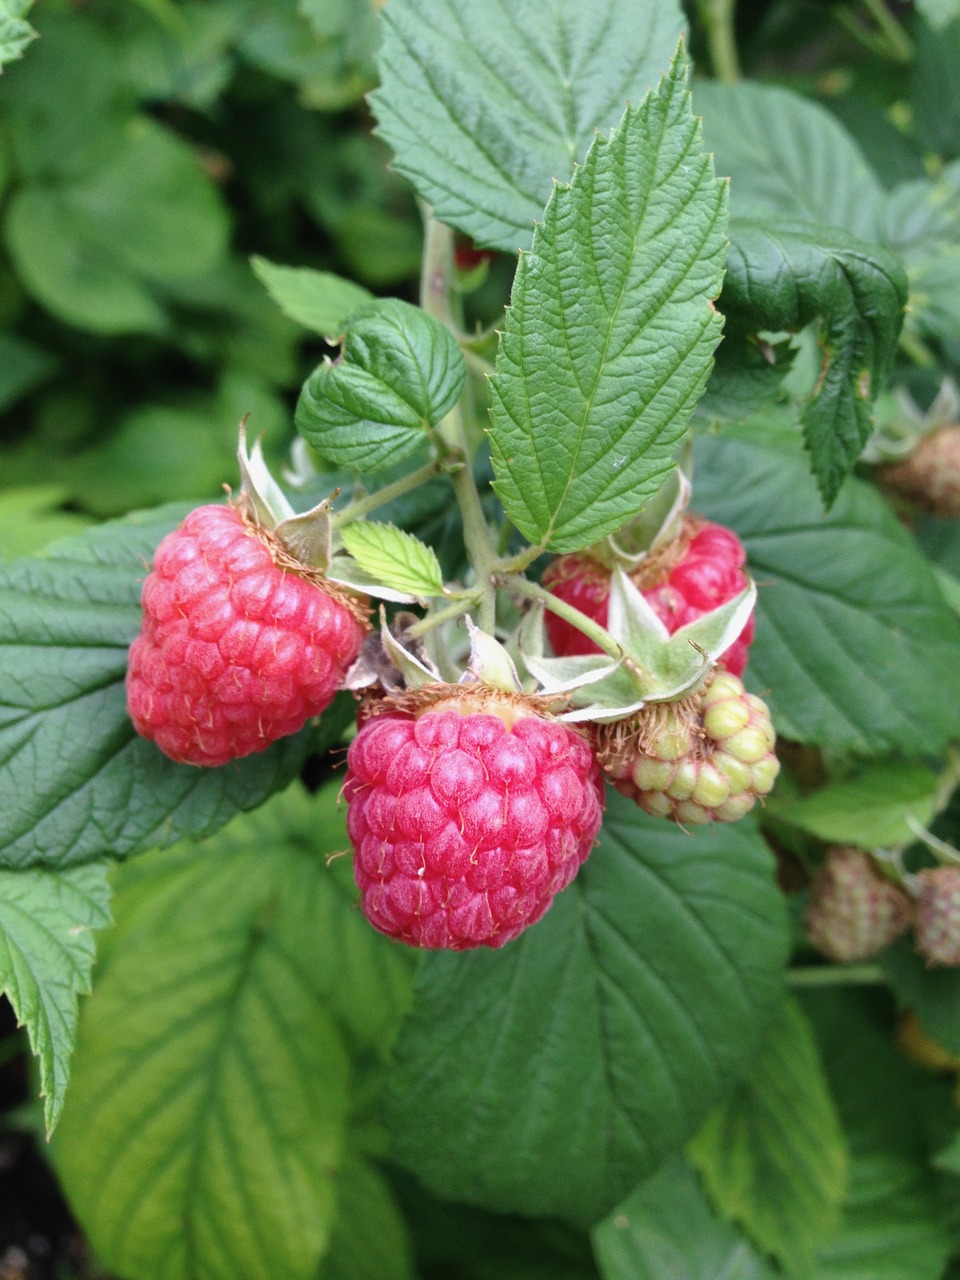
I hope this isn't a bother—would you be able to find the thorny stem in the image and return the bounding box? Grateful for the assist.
[698,0,742,84]
[331,461,446,528]
[500,573,625,663]
[787,964,889,988]
[420,208,500,634]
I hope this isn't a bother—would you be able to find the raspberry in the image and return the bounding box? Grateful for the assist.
[914,866,960,967]
[877,425,960,517]
[804,847,913,963]
[126,503,367,767]
[542,517,755,675]
[596,671,778,825]
[343,686,605,949]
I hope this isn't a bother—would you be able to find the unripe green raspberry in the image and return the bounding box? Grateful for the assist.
[595,671,779,825]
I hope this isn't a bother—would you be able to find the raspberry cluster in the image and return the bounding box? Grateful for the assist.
[543,519,755,676]
[127,504,366,767]
[344,692,604,949]
[804,847,913,963]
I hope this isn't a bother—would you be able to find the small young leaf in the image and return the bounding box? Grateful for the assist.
[384,794,788,1224]
[371,0,684,252]
[592,1156,776,1280]
[489,52,727,553]
[772,761,940,848]
[694,429,960,757]
[340,522,445,597]
[250,256,373,335]
[52,785,414,1280]
[0,507,355,871]
[688,997,848,1271]
[722,219,906,504]
[296,298,466,472]
[0,861,111,1134]
[0,0,37,72]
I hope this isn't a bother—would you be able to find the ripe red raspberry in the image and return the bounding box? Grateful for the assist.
[343,687,605,949]
[127,503,368,767]
[877,425,960,517]
[542,518,755,675]
[804,847,913,963]
[596,671,778,825]
[914,866,960,967]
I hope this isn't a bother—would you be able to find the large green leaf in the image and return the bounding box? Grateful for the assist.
[488,54,726,552]
[694,428,960,757]
[0,507,354,871]
[592,1156,776,1280]
[882,163,960,345]
[296,299,465,472]
[694,81,885,241]
[371,0,684,253]
[688,997,848,1272]
[318,1153,416,1280]
[721,219,906,504]
[53,785,413,1280]
[384,792,788,1225]
[805,992,951,1280]
[0,860,111,1133]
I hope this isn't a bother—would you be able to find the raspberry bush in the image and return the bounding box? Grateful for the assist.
[3,1,960,1277]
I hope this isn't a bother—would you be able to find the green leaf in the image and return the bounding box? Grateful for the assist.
[384,792,788,1224]
[0,0,37,71]
[250,256,373,335]
[488,54,727,553]
[592,1156,776,1280]
[318,1153,416,1280]
[5,118,229,334]
[805,991,951,1280]
[340,523,445,597]
[53,784,412,1280]
[0,507,355,871]
[882,163,960,345]
[296,299,465,472]
[771,761,941,848]
[0,486,90,559]
[694,429,960,757]
[0,332,58,415]
[0,860,111,1134]
[881,942,960,1057]
[695,81,885,241]
[688,997,848,1272]
[371,0,684,253]
[721,219,906,504]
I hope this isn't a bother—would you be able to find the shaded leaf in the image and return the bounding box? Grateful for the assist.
[250,256,373,335]
[371,0,684,252]
[384,793,788,1224]
[771,761,941,849]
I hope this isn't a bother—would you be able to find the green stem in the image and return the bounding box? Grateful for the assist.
[331,460,446,527]
[500,573,624,662]
[420,207,500,634]
[898,328,937,368]
[698,0,741,83]
[405,593,481,640]
[862,0,913,60]
[463,348,496,379]
[787,964,889,988]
